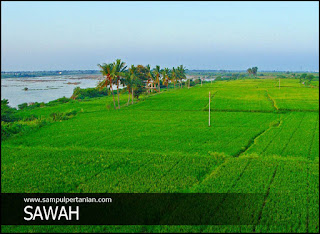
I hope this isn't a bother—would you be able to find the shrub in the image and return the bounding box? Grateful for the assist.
[189,80,196,87]
[56,96,71,103]
[133,86,146,99]
[194,79,201,84]
[50,112,65,121]
[1,99,18,122]
[47,97,72,106]
[71,87,108,100]
[18,103,28,110]
[50,110,78,121]
[27,102,41,109]
[22,115,38,121]
[1,121,25,139]
[1,118,48,140]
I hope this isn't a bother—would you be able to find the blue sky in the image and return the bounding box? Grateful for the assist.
[1,1,319,71]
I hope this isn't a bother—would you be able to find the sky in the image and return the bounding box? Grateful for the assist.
[1,1,319,71]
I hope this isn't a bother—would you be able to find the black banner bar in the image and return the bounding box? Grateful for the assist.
[2,193,265,225]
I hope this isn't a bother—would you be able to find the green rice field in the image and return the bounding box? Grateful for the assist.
[1,78,319,233]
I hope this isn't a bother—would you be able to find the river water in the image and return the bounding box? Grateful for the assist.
[1,74,105,108]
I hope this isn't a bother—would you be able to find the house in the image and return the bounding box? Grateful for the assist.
[144,79,158,92]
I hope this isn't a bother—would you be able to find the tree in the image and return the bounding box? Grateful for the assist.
[247,67,258,76]
[162,68,170,91]
[146,64,155,94]
[1,99,18,122]
[231,73,238,80]
[135,65,150,81]
[123,71,133,105]
[215,76,222,81]
[153,65,161,92]
[97,63,117,109]
[252,67,258,76]
[128,65,139,104]
[133,65,149,99]
[114,59,127,109]
[171,67,177,89]
[305,74,315,86]
[177,65,186,88]
[299,73,307,85]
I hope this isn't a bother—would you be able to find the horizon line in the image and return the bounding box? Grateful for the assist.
[1,69,319,73]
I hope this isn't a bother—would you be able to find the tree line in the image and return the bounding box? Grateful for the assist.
[97,59,187,109]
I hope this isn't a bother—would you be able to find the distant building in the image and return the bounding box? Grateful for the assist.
[145,80,158,91]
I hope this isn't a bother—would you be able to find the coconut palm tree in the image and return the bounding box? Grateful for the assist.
[97,63,116,109]
[153,65,161,92]
[177,65,186,88]
[114,59,127,109]
[129,65,139,104]
[146,64,154,94]
[149,67,160,92]
[146,64,150,94]
[149,68,156,93]
[123,71,132,105]
[171,67,177,89]
[162,68,170,91]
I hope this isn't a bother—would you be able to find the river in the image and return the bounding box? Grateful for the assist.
[1,74,105,108]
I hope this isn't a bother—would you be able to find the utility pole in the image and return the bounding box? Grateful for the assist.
[209,92,211,127]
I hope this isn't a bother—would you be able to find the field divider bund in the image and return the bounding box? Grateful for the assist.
[265,89,279,111]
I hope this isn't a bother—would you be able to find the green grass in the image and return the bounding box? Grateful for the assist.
[1,78,319,233]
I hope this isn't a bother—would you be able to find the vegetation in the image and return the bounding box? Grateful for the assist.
[247,67,258,76]
[1,99,18,122]
[299,73,315,86]
[71,87,108,100]
[1,98,78,140]
[97,60,188,109]
[1,73,319,233]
